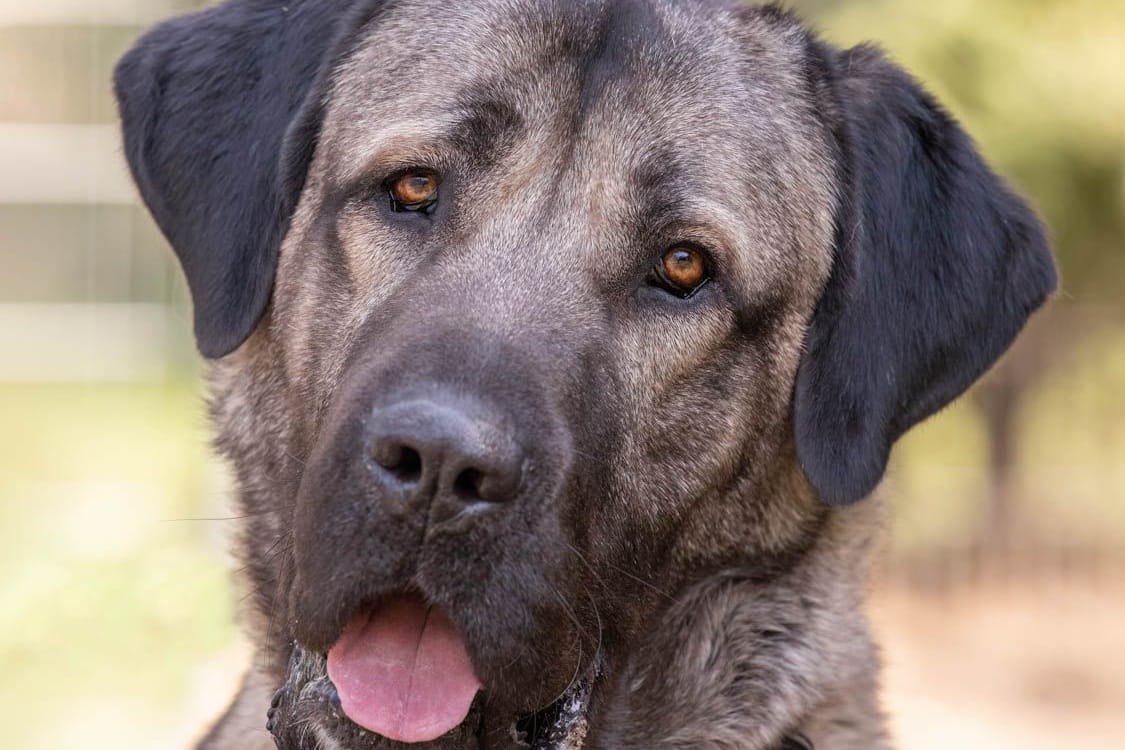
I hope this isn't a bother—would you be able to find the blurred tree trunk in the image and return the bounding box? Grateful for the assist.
[971,307,1081,558]
[976,363,1023,553]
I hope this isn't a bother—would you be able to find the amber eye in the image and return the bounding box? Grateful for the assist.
[652,246,710,297]
[388,170,439,212]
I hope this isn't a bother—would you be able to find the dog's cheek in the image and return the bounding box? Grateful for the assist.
[203,336,308,654]
[580,313,816,619]
[600,332,783,525]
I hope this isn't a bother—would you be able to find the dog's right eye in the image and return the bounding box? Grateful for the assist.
[388,170,439,213]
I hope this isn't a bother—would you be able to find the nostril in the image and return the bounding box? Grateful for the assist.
[394,447,423,482]
[452,462,519,504]
[372,441,423,483]
[452,468,484,502]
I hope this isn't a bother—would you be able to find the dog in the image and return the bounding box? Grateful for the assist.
[114,1,1056,748]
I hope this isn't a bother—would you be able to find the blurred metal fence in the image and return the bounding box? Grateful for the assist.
[0,1,206,381]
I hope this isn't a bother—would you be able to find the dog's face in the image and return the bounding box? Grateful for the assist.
[115,1,1055,748]
[276,0,837,736]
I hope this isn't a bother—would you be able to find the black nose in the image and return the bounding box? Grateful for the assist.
[366,397,523,519]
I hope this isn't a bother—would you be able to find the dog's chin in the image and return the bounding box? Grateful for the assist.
[269,644,596,750]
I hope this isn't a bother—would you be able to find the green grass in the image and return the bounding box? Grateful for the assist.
[0,380,238,749]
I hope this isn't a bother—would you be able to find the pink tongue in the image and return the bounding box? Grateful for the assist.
[327,597,482,744]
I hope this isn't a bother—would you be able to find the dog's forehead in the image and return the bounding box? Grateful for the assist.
[315,0,837,291]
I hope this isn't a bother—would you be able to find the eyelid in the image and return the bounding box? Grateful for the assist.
[336,123,451,183]
[385,164,439,180]
[651,220,733,267]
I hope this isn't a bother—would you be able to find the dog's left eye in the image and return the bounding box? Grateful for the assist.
[388,170,439,213]
[649,246,711,298]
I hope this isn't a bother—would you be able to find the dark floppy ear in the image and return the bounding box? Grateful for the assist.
[794,44,1057,506]
[113,0,378,357]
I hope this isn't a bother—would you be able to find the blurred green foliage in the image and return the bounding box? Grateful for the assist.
[802,0,1125,551]
[809,0,1125,301]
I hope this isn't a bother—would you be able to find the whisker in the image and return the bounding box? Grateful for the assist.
[566,540,673,601]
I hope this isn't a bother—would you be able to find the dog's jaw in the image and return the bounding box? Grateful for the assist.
[516,666,596,750]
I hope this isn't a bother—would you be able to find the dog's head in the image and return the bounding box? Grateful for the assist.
[116,0,1055,747]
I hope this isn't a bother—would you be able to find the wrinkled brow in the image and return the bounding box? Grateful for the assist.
[335,94,526,194]
[447,92,527,169]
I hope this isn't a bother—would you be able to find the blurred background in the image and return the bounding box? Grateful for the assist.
[0,1,1121,748]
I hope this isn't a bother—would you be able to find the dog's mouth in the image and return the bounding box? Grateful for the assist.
[272,594,596,749]
[326,596,484,743]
